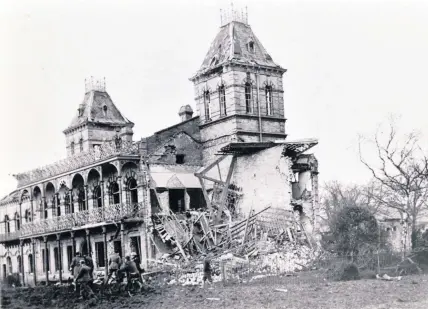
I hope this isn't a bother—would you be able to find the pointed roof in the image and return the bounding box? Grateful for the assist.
[193,21,284,77]
[64,89,133,133]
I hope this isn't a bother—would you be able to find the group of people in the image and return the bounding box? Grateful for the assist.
[69,249,145,299]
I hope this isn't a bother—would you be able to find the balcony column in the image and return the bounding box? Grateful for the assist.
[19,240,25,286]
[30,199,34,222]
[84,185,89,211]
[31,238,37,286]
[56,234,62,283]
[41,196,46,220]
[43,236,49,284]
[70,231,76,256]
[19,202,23,231]
[102,226,108,282]
[100,181,105,221]
[118,176,123,213]
[85,229,91,257]
[69,189,74,214]
[120,223,125,257]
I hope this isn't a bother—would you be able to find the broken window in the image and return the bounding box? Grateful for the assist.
[265,85,273,115]
[219,84,226,116]
[28,254,34,273]
[95,242,105,268]
[24,209,32,222]
[126,177,138,205]
[114,241,122,258]
[247,41,255,53]
[245,82,253,113]
[187,188,206,210]
[130,236,141,257]
[176,154,185,164]
[43,200,48,219]
[54,247,60,272]
[204,90,211,121]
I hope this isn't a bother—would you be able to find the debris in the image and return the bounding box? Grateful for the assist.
[274,288,288,293]
[376,274,402,281]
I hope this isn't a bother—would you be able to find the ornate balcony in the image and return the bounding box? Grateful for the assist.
[19,202,146,237]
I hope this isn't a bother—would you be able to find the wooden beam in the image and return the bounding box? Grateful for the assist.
[198,155,228,176]
[216,156,237,222]
[195,174,225,185]
[217,163,223,182]
[197,176,212,212]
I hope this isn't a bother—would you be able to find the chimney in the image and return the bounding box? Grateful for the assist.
[178,105,194,122]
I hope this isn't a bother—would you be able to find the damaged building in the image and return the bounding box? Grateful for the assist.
[0,10,319,285]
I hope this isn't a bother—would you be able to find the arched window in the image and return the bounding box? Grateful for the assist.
[4,215,10,234]
[247,41,255,53]
[17,255,22,273]
[15,213,20,231]
[56,195,61,216]
[245,82,253,113]
[93,186,102,208]
[24,209,32,222]
[70,142,75,155]
[43,200,48,219]
[79,138,83,152]
[77,187,86,211]
[265,85,273,115]
[219,84,226,116]
[28,254,34,273]
[109,182,120,205]
[127,178,138,205]
[6,257,12,274]
[64,192,73,214]
[203,90,210,121]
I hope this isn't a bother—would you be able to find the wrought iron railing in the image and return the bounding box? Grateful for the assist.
[14,140,139,187]
[18,202,147,237]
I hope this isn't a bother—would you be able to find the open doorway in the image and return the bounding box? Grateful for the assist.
[114,241,122,258]
[169,189,185,213]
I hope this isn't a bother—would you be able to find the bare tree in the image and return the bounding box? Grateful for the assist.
[358,119,428,254]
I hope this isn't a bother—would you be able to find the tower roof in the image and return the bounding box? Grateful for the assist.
[194,21,284,77]
[64,80,133,133]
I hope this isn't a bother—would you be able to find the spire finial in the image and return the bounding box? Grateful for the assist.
[84,76,106,93]
[220,2,248,27]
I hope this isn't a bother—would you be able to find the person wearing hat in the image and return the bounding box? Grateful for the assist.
[131,252,144,284]
[106,248,122,283]
[117,256,142,291]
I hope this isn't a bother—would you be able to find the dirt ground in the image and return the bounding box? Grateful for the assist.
[2,273,428,309]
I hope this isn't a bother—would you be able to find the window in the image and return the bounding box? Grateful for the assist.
[265,85,273,115]
[66,246,73,269]
[25,209,32,222]
[17,255,22,273]
[219,84,226,116]
[93,186,102,208]
[95,242,105,267]
[79,138,83,152]
[247,41,255,53]
[55,195,61,217]
[15,213,20,231]
[109,181,120,205]
[64,192,72,214]
[70,142,75,155]
[77,186,86,211]
[54,248,60,272]
[42,248,50,272]
[203,90,210,121]
[127,178,138,205]
[176,154,185,164]
[4,215,10,234]
[6,257,12,274]
[245,82,253,113]
[28,254,34,273]
[43,200,48,219]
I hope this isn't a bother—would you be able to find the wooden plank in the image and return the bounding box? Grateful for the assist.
[216,156,237,222]
[217,163,223,182]
[197,176,212,212]
[197,174,225,185]
[198,155,228,176]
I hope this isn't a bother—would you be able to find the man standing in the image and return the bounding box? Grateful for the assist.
[131,252,144,284]
[83,254,94,280]
[106,248,121,283]
[202,254,213,289]
[117,256,142,292]
[70,252,84,279]
[75,260,94,299]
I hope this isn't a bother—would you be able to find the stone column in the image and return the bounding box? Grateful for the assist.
[102,226,108,282]
[69,189,74,214]
[30,199,34,222]
[19,240,25,286]
[56,234,62,283]
[70,231,76,256]
[120,223,125,257]
[31,238,37,286]
[100,181,105,221]
[85,229,91,256]
[41,196,46,219]
[43,236,49,284]
[84,185,89,211]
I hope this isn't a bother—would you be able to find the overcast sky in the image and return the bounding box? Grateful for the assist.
[1,0,428,198]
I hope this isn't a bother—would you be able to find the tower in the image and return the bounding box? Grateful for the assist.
[189,7,287,164]
[63,78,134,156]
